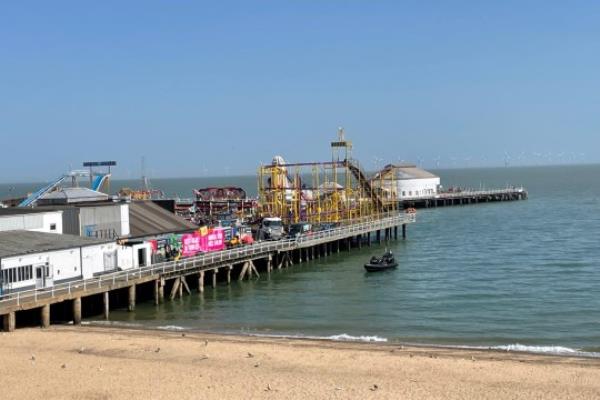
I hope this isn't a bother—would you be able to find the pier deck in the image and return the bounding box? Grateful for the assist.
[400,188,528,209]
[0,213,415,330]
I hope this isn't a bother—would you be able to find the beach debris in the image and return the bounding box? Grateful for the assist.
[400,345,405,350]
[254,363,260,368]
[61,364,67,369]
[335,387,343,391]
[247,352,254,358]
[265,384,272,391]
[155,347,161,353]
[370,384,379,391]
[471,356,476,362]
[204,340,209,347]
[78,347,85,354]
[181,333,186,337]
[30,354,36,362]
[409,354,414,358]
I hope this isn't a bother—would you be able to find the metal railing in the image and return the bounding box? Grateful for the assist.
[0,213,415,310]
[434,187,526,199]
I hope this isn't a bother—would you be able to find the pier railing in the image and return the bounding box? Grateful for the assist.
[434,187,526,199]
[0,213,415,310]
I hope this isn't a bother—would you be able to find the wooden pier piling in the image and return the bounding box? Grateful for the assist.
[3,312,15,332]
[41,304,50,328]
[73,297,82,325]
[128,284,136,312]
[198,272,205,293]
[103,292,109,320]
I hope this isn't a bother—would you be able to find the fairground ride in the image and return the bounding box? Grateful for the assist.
[257,128,398,225]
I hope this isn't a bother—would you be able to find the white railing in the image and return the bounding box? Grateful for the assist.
[434,187,526,199]
[0,213,415,310]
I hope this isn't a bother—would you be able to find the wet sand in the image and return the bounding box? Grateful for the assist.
[0,326,599,399]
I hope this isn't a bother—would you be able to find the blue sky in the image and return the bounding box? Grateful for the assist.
[1,1,599,182]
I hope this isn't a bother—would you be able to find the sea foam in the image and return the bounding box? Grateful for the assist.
[488,343,600,357]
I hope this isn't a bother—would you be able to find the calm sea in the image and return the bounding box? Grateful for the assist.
[3,166,600,355]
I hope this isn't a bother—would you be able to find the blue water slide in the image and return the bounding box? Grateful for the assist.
[18,175,68,207]
[91,174,110,192]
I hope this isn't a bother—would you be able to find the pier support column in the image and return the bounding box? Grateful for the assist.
[198,271,205,293]
[358,235,362,249]
[128,284,136,312]
[367,232,371,247]
[154,280,160,305]
[402,224,406,239]
[336,240,340,253]
[3,312,15,332]
[227,266,232,284]
[377,230,381,244]
[347,238,351,251]
[394,226,398,240]
[103,292,110,320]
[212,270,218,288]
[158,278,165,302]
[41,304,50,328]
[73,297,82,325]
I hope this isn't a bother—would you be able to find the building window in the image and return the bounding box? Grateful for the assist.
[402,191,406,196]
[1,265,33,284]
[409,191,412,196]
[50,223,57,231]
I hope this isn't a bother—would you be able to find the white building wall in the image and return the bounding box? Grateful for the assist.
[120,204,130,236]
[81,243,121,278]
[396,178,441,199]
[0,211,63,234]
[1,248,81,291]
[1,241,153,294]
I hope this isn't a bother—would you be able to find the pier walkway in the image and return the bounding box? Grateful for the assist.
[0,213,415,331]
[400,187,528,209]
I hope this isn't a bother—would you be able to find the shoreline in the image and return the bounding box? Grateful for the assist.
[1,326,599,399]
[84,320,600,360]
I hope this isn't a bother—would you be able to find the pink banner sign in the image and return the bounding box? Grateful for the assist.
[200,228,225,252]
[181,233,202,257]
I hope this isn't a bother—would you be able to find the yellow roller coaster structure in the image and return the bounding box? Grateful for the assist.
[257,128,397,225]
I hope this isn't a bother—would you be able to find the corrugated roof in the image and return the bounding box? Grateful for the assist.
[0,230,112,259]
[128,201,197,238]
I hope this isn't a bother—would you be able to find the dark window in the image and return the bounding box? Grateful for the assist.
[50,223,57,231]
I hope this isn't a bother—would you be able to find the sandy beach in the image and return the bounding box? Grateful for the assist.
[0,326,598,399]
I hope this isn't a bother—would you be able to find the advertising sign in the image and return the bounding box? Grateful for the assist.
[181,233,202,257]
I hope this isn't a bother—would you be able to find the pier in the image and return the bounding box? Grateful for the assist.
[400,188,528,209]
[0,213,414,331]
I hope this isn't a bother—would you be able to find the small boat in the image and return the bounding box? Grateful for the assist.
[364,250,398,272]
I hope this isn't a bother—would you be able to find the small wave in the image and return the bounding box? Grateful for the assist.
[325,333,388,342]
[157,325,187,331]
[247,332,387,343]
[83,320,145,328]
[488,343,600,357]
